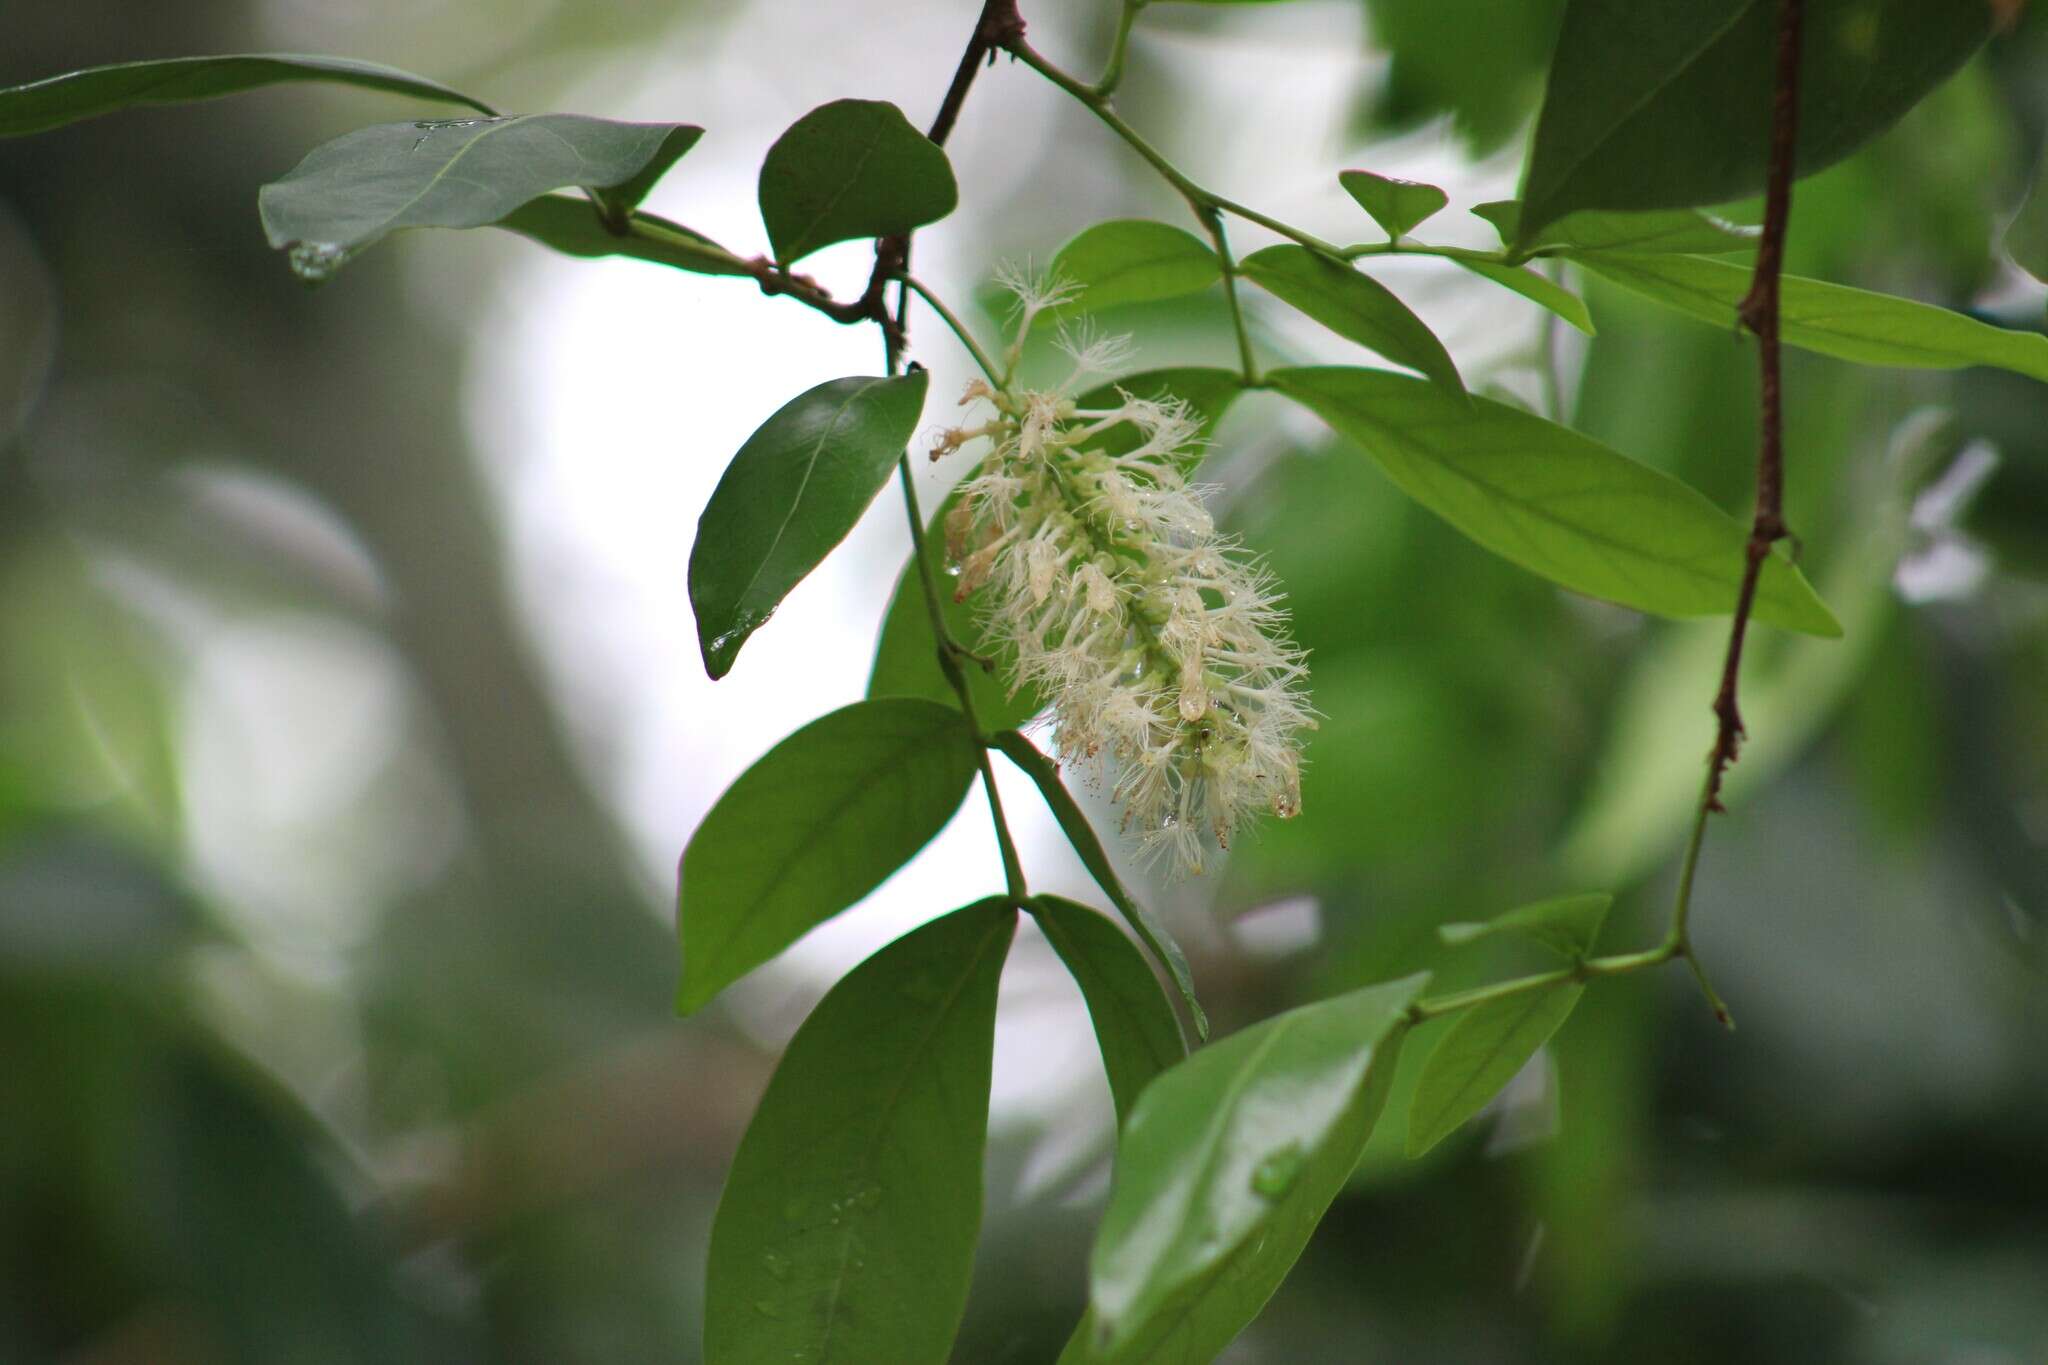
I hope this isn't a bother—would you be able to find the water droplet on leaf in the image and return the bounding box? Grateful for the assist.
[1251,1145,1304,1199]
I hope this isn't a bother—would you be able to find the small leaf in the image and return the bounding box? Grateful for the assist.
[692,372,929,678]
[1034,896,1188,1127]
[1267,366,1841,636]
[1050,220,1222,313]
[1452,258,1596,335]
[0,53,493,137]
[705,899,1015,1365]
[1518,0,1991,240]
[495,194,751,275]
[1339,170,1449,240]
[1438,892,1613,959]
[676,699,979,1013]
[989,731,1207,1040]
[1474,201,1757,257]
[1579,252,2048,384]
[1407,983,1584,1157]
[1073,975,1429,1363]
[2007,152,2048,286]
[1240,245,1463,392]
[758,99,957,266]
[259,115,703,276]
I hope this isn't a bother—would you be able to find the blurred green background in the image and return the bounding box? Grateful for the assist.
[3,2,2045,1362]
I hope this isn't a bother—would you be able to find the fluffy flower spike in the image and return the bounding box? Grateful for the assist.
[930,272,1313,876]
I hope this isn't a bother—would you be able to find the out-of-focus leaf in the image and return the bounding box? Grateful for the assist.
[259,116,702,278]
[1339,170,1449,240]
[757,99,956,266]
[705,900,1014,1365]
[676,699,978,1013]
[0,53,494,136]
[2007,151,2048,285]
[1034,895,1188,1127]
[1267,366,1841,636]
[1406,984,1585,1156]
[1451,257,1596,334]
[1438,892,1613,959]
[1518,0,1991,240]
[990,731,1206,1040]
[691,372,928,678]
[1050,220,1221,313]
[1474,201,1757,258]
[1062,975,1429,1364]
[494,194,751,275]
[1580,252,2048,383]
[1240,245,1464,392]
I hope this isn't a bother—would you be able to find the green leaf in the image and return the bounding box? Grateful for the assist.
[1069,975,1429,1363]
[0,53,494,137]
[1407,983,1585,1157]
[1438,892,1613,959]
[692,372,929,679]
[1473,201,1757,257]
[758,99,957,266]
[494,194,752,275]
[1578,252,2048,384]
[868,369,1243,721]
[1267,366,1841,636]
[989,731,1207,1041]
[2008,152,2048,286]
[1033,896,1188,1128]
[1339,170,1449,240]
[1050,220,1222,313]
[676,699,979,1013]
[705,899,1015,1365]
[1240,245,1464,393]
[258,115,703,279]
[1452,258,1596,335]
[1518,0,1991,240]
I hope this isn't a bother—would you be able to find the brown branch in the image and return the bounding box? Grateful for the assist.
[1708,0,1804,813]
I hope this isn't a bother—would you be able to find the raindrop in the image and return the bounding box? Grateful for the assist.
[762,1251,793,1282]
[753,1299,783,1319]
[286,241,356,284]
[1250,1145,1304,1199]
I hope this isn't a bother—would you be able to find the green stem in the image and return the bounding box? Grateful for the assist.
[900,276,1004,384]
[1200,209,1261,384]
[1092,0,1144,98]
[895,455,1029,900]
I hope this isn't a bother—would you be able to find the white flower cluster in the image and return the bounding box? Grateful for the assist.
[931,276,1312,876]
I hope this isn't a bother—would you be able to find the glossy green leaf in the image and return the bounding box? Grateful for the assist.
[1579,252,2048,383]
[758,99,957,266]
[1269,366,1841,635]
[1339,170,1449,240]
[1069,974,1429,1363]
[2007,152,2048,286]
[1452,257,1596,334]
[1407,983,1584,1156]
[1519,0,1991,240]
[494,194,751,276]
[867,369,1242,721]
[676,699,978,1013]
[1050,220,1222,313]
[866,488,1047,732]
[1240,245,1464,392]
[1033,896,1188,1127]
[1438,892,1613,959]
[705,899,1015,1365]
[0,53,493,137]
[989,731,1207,1040]
[259,115,702,278]
[692,372,929,678]
[1474,201,1757,257]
